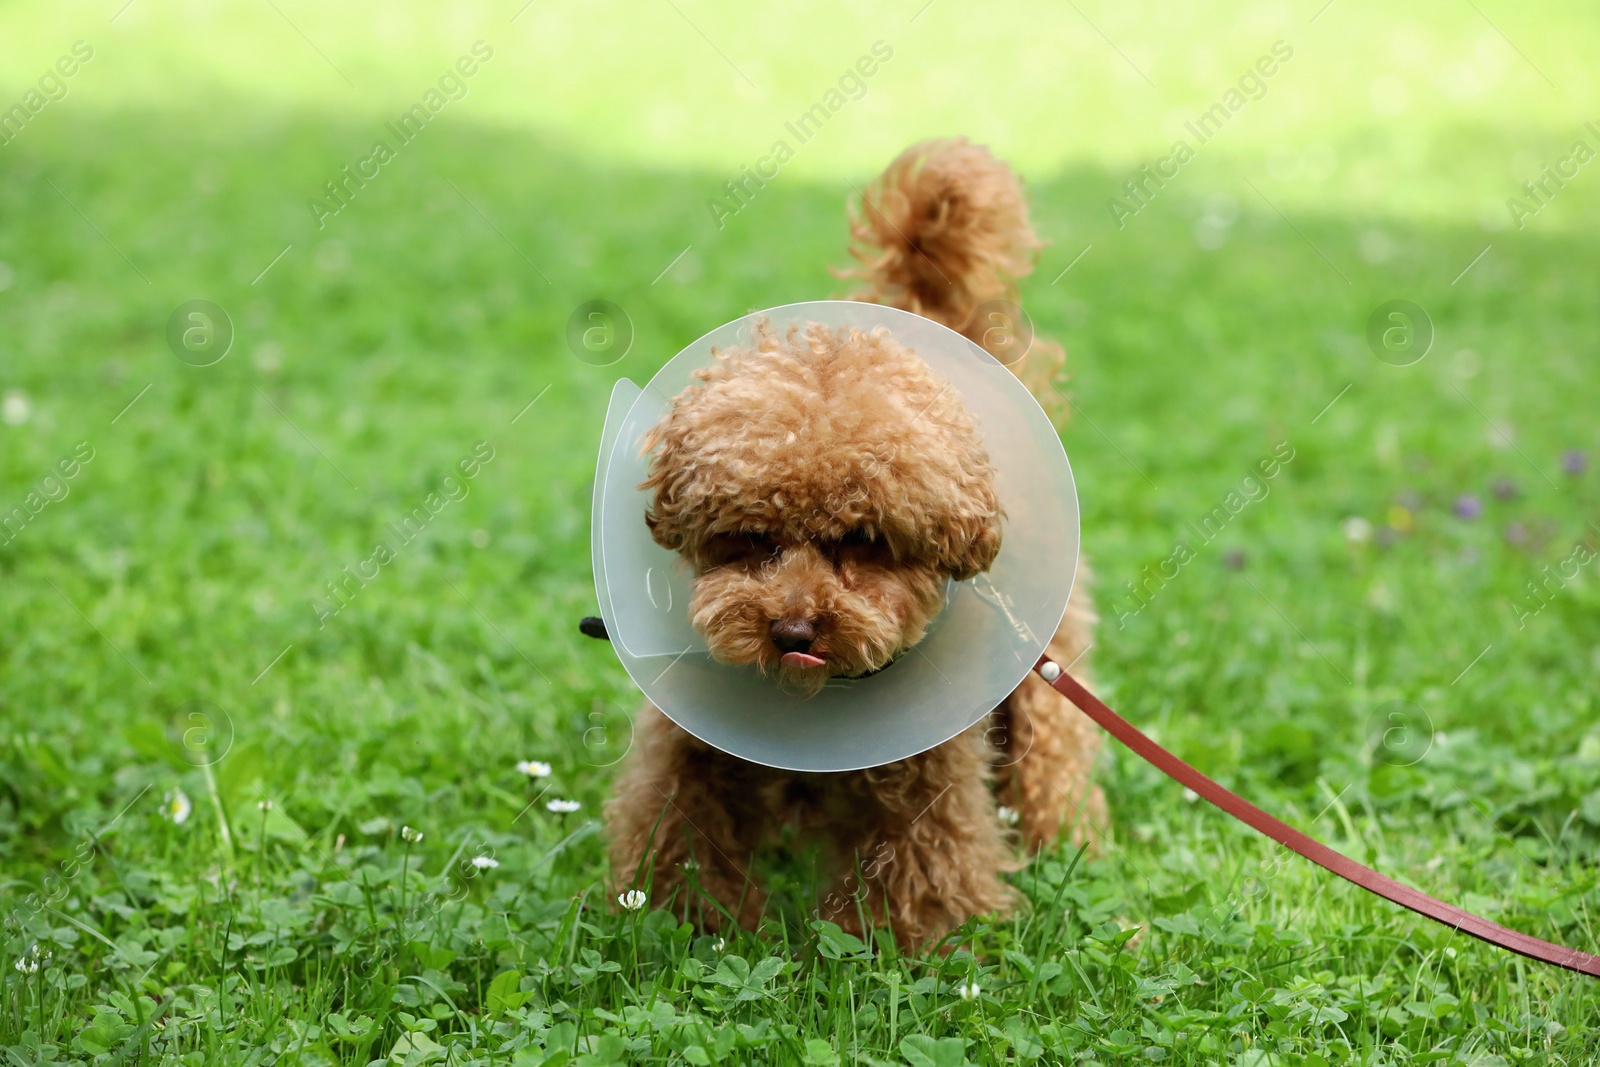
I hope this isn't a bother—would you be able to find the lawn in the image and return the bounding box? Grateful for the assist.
[2,1,1599,1063]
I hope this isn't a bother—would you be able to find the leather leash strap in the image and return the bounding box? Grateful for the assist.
[1035,657,1600,978]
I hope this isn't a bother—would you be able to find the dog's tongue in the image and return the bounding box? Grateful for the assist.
[781,651,828,669]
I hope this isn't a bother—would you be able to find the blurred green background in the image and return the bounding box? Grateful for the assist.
[2,0,1599,1060]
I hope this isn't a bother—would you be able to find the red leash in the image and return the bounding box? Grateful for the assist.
[1034,656,1600,978]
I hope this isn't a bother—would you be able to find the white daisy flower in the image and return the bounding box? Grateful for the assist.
[546,798,580,814]
[516,760,552,778]
[162,788,192,825]
[470,855,499,869]
[996,805,1020,826]
[958,980,981,1001]
[1342,516,1373,545]
[2,389,31,426]
[401,825,424,843]
[14,944,51,974]
[617,889,647,911]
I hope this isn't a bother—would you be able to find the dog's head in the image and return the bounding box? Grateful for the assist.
[641,320,1003,690]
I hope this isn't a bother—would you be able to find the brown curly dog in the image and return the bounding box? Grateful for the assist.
[605,137,1104,948]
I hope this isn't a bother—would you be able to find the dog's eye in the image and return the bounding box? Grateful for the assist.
[703,531,779,566]
[825,527,885,558]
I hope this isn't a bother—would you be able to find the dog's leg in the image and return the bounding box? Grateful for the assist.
[604,704,770,931]
[993,561,1107,852]
[818,733,1018,949]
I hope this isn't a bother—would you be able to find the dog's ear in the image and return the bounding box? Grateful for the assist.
[938,502,1002,580]
[644,503,685,552]
[637,349,758,556]
[934,425,1004,579]
[639,421,691,553]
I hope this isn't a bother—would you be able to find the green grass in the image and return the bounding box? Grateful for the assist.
[3,1,1600,1063]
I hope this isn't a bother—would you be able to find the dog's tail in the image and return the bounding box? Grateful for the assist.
[838,137,1066,417]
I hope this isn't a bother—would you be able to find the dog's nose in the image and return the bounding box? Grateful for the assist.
[769,617,817,654]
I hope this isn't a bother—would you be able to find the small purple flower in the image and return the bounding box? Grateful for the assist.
[1452,494,1483,520]
[1223,549,1247,570]
[1505,521,1528,546]
[1562,449,1587,476]
[1491,478,1519,501]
